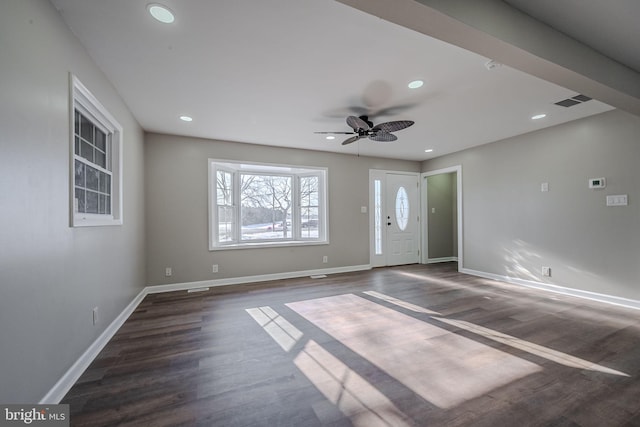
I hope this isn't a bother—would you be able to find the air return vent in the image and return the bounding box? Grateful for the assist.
[554,94,592,107]
[555,98,581,107]
[572,94,592,102]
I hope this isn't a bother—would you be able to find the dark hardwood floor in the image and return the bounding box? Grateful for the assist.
[62,263,640,426]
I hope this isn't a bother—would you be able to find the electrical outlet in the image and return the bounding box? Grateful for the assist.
[212,264,219,273]
[165,267,172,277]
[322,256,328,264]
[542,266,551,277]
[92,307,99,325]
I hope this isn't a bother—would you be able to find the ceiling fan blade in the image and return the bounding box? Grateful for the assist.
[369,131,397,142]
[346,115,370,131]
[342,135,362,145]
[371,120,414,133]
[314,131,356,134]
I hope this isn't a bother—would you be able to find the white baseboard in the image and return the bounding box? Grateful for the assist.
[461,268,640,310]
[40,288,148,404]
[40,264,371,403]
[146,264,372,294]
[427,257,458,264]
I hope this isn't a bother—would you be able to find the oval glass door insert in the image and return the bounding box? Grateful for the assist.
[395,186,409,231]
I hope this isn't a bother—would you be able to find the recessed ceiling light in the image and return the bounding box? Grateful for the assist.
[148,4,175,24]
[531,114,547,120]
[326,136,335,140]
[408,80,424,89]
[179,115,192,122]
[424,149,433,153]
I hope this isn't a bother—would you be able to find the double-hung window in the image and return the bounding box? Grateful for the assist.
[70,75,122,227]
[209,160,328,249]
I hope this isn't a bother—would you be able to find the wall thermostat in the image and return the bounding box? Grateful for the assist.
[588,177,606,189]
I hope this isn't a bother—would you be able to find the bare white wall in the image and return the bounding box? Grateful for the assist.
[145,132,420,286]
[422,109,640,301]
[0,0,145,402]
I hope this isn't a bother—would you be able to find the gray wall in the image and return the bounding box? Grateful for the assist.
[422,109,640,301]
[426,173,457,259]
[0,0,145,402]
[145,132,420,285]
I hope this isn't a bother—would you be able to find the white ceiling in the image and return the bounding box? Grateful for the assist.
[50,0,616,161]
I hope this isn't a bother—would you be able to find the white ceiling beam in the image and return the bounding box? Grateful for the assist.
[336,0,640,116]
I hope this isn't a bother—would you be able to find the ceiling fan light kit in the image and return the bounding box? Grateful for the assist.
[315,115,414,146]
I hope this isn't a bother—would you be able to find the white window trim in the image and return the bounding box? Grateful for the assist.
[70,74,123,227]
[208,159,329,250]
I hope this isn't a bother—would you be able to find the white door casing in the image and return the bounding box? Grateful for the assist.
[421,165,463,269]
[369,170,420,267]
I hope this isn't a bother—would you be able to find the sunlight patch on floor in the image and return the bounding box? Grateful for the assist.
[287,294,541,409]
[246,306,303,352]
[394,270,466,288]
[294,340,412,427]
[433,317,630,377]
[363,290,442,315]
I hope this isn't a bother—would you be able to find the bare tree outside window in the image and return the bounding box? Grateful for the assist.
[241,174,292,240]
[216,170,235,242]
[300,176,319,238]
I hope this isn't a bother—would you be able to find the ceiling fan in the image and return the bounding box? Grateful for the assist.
[315,115,414,145]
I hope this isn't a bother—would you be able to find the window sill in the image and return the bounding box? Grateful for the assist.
[72,214,122,227]
[210,240,329,251]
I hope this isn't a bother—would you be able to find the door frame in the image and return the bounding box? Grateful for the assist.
[421,165,463,271]
[369,169,420,267]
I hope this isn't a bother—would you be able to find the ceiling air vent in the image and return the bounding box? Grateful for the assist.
[554,94,592,107]
[555,99,581,107]
[572,94,592,102]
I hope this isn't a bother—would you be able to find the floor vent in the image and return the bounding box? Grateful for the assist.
[188,287,210,293]
[310,274,327,279]
[554,94,592,107]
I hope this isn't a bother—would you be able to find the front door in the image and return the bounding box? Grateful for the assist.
[385,173,419,266]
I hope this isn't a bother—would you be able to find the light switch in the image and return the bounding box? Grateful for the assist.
[361,206,367,213]
[606,194,628,206]
[541,182,549,192]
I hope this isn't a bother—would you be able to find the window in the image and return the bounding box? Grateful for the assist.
[216,169,235,242]
[299,175,320,239]
[374,179,382,255]
[70,75,122,226]
[209,160,328,249]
